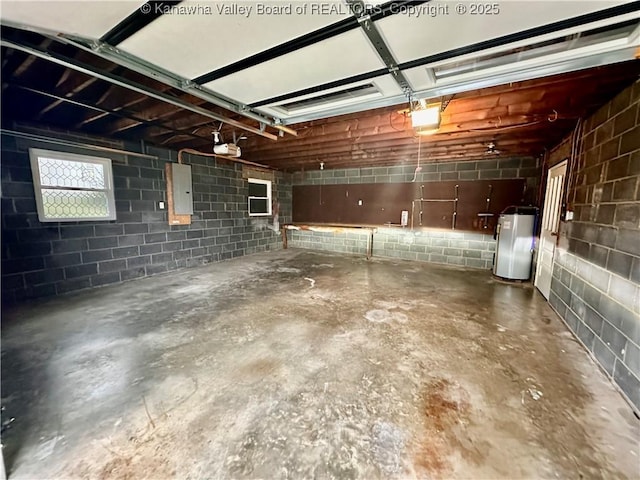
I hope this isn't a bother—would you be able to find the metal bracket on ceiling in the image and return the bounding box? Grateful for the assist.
[440,95,454,112]
[346,0,414,101]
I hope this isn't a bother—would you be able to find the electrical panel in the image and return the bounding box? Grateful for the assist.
[171,163,193,215]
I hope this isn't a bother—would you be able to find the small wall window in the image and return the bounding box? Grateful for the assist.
[29,148,117,222]
[248,178,272,216]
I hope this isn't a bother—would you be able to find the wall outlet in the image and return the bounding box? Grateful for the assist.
[159,201,165,209]
[358,199,363,206]
[565,210,574,221]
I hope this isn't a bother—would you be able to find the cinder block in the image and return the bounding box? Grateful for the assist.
[429,253,447,263]
[60,225,95,239]
[620,126,640,155]
[500,168,519,178]
[1,182,35,198]
[56,277,91,295]
[91,272,121,287]
[589,244,609,268]
[584,304,605,336]
[25,269,64,285]
[124,223,148,234]
[498,158,522,169]
[479,170,502,179]
[441,172,459,181]
[600,137,620,163]
[114,188,141,201]
[65,264,97,279]
[173,250,191,260]
[549,292,565,317]
[609,275,639,312]
[145,232,167,244]
[146,264,168,276]
[601,299,639,348]
[476,160,498,170]
[437,163,456,172]
[612,177,637,201]
[139,167,163,180]
[607,250,633,279]
[600,320,628,360]
[614,204,640,229]
[118,212,143,223]
[416,252,430,262]
[459,171,479,180]
[616,228,640,256]
[183,239,200,249]
[112,246,139,258]
[162,241,182,252]
[9,241,52,258]
[624,340,640,379]
[53,239,88,254]
[456,162,476,171]
[614,359,640,409]
[564,307,580,333]
[592,336,616,376]
[597,226,617,248]
[631,257,640,284]
[446,256,465,266]
[81,249,113,263]
[126,256,151,268]
[518,167,540,178]
[1,273,25,290]
[582,283,602,310]
[571,293,588,318]
[112,165,139,177]
[576,321,596,350]
[450,240,469,249]
[117,234,144,247]
[465,258,485,268]
[13,198,37,213]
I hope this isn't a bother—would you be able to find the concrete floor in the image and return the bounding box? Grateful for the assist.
[1,250,639,479]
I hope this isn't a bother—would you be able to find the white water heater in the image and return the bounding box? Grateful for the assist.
[493,206,538,280]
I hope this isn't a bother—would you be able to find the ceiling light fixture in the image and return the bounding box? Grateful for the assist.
[411,99,442,135]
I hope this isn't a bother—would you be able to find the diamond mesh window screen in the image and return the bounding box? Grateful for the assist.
[29,149,116,222]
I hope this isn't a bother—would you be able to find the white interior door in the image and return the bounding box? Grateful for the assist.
[535,160,567,299]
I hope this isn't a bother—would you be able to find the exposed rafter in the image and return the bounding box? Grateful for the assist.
[1,37,280,141]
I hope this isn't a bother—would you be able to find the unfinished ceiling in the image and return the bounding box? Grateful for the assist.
[1,0,639,169]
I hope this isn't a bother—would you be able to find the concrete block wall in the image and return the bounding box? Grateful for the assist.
[288,156,540,269]
[1,127,292,303]
[289,228,496,269]
[293,157,541,203]
[550,249,639,408]
[549,80,640,410]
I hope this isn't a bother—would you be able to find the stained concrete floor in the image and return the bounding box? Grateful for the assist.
[1,249,639,479]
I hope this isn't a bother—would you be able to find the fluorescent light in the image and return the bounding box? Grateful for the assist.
[411,101,441,134]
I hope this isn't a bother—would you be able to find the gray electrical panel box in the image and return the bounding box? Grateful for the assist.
[171,163,193,215]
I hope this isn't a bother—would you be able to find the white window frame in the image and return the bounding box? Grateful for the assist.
[248,178,272,217]
[29,148,117,222]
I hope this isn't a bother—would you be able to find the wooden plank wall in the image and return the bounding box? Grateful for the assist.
[292,179,527,231]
